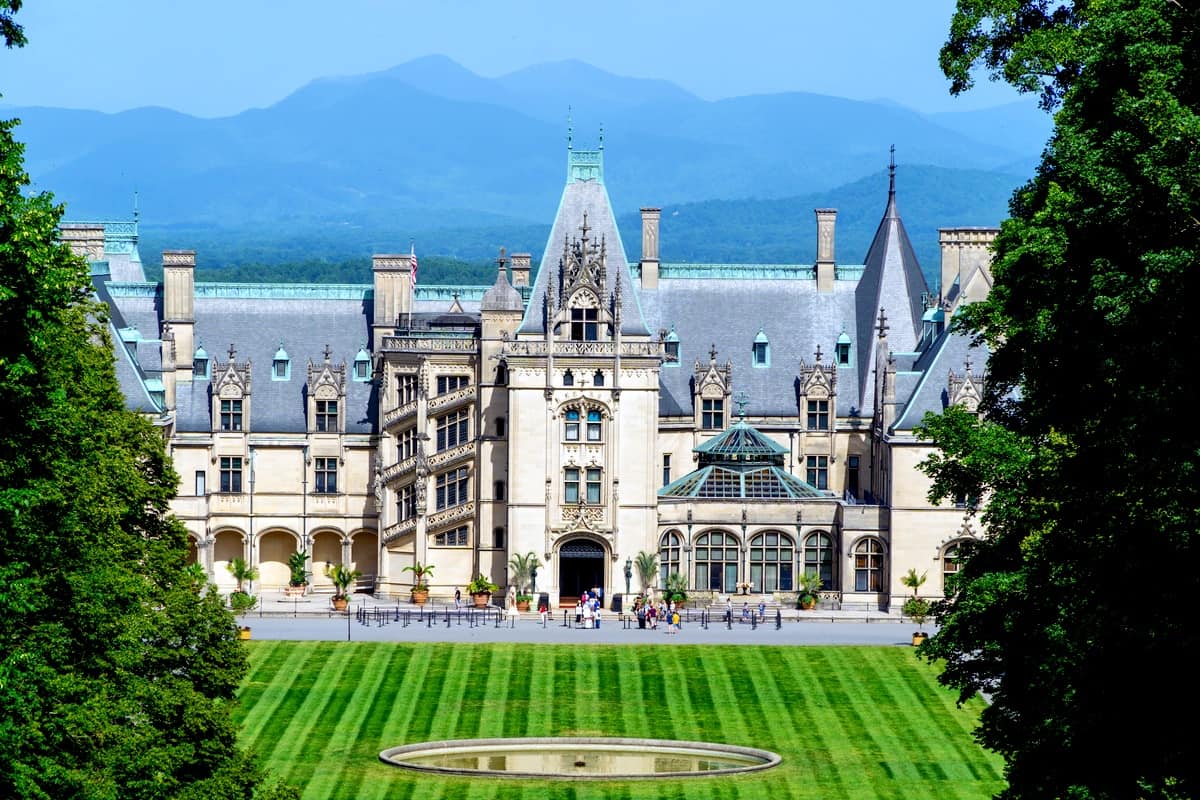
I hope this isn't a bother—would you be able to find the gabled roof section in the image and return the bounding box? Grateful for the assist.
[855,153,930,410]
[518,141,649,337]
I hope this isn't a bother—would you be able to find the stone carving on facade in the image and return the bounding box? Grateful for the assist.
[372,454,384,512]
[413,435,429,515]
[559,212,607,303]
[799,344,838,400]
[947,359,983,414]
[213,345,252,401]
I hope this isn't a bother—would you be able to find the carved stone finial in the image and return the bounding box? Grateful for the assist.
[964,357,973,374]
[876,308,889,339]
[814,344,823,363]
[709,343,718,363]
[734,391,750,417]
[323,343,332,362]
[227,343,236,361]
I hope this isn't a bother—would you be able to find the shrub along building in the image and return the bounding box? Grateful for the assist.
[75,142,997,610]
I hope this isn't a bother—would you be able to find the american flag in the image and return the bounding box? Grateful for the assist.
[409,242,418,290]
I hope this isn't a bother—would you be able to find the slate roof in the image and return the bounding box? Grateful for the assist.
[636,276,861,418]
[177,292,376,434]
[518,176,650,337]
[854,175,930,411]
[892,323,989,432]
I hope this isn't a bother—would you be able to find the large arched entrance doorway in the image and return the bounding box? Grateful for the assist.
[558,537,607,605]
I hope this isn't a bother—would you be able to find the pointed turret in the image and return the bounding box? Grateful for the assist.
[517,132,649,338]
[854,148,930,411]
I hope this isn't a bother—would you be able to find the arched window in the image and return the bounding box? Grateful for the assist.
[752,327,770,367]
[803,532,833,590]
[749,531,795,591]
[853,538,884,592]
[563,369,574,387]
[943,542,962,595]
[593,370,604,387]
[564,409,580,441]
[496,362,508,385]
[659,531,682,588]
[694,531,739,593]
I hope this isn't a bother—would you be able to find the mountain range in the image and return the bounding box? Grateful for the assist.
[5,55,1050,277]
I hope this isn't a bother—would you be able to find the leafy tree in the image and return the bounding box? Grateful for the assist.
[0,8,286,798]
[920,2,1200,798]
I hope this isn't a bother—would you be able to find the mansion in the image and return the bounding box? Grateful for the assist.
[73,144,997,611]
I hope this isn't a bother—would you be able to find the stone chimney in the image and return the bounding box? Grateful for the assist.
[162,250,196,381]
[60,223,106,261]
[815,209,837,292]
[372,253,413,348]
[639,207,661,289]
[939,227,999,311]
[510,253,532,287]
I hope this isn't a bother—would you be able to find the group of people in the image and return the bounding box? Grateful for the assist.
[631,596,683,634]
[574,589,604,629]
[725,598,768,625]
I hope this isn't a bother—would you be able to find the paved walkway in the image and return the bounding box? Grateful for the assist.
[237,593,930,647]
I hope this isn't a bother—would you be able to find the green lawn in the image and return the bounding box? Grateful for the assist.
[236,643,1003,799]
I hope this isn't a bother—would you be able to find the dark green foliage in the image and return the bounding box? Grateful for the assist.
[0,16,278,796]
[921,2,1200,798]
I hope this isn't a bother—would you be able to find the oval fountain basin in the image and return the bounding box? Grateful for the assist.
[379,737,781,779]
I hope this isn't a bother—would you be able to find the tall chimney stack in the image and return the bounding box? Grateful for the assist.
[815,209,837,292]
[162,250,196,381]
[640,207,661,289]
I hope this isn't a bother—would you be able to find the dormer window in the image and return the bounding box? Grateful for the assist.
[664,325,680,365]
[272,343,290,381]
[193,344,209,379]
[353,345,371,382]
[563,369,575,387]
[752,327,770,367]
[835,331,852,366]
[593,370,604,387]
[570,308,599,341]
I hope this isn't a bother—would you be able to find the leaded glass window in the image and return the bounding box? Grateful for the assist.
[693,531,739,593]
[749,531,794,591]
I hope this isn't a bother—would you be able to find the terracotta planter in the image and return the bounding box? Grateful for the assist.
[332,597,349,612]
[411,589,429,606]
[912,632,929,647]
[472,592,491,608]
[237,626,252,640]
[516,600,531,612]
[800,595,817,610]
[283,584,306,597]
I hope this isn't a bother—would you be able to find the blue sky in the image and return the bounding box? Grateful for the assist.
[1,1,1024,116]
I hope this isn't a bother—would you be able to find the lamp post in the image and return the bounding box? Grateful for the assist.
[624,557,632,596]
[531,565,538,594]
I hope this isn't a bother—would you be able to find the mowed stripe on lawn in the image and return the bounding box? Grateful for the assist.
[238,643,1003,800]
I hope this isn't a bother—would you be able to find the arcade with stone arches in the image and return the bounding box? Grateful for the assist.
[184,525,379,592]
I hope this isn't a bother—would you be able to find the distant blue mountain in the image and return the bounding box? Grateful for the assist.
[8,56,1047,259]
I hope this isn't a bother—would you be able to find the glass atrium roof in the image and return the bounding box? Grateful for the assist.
[659,416,826,500]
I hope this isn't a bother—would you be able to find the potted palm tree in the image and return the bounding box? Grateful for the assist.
[226,557,259,638]
[634,551,658,595]
[284,550,309,597]
[900,568,930,645]
[666,571,688,607]
[403,561,435,605]
[797,569,823,610]
[325,562,361,612]
[466,573,498,608]
[507,551,541,611]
